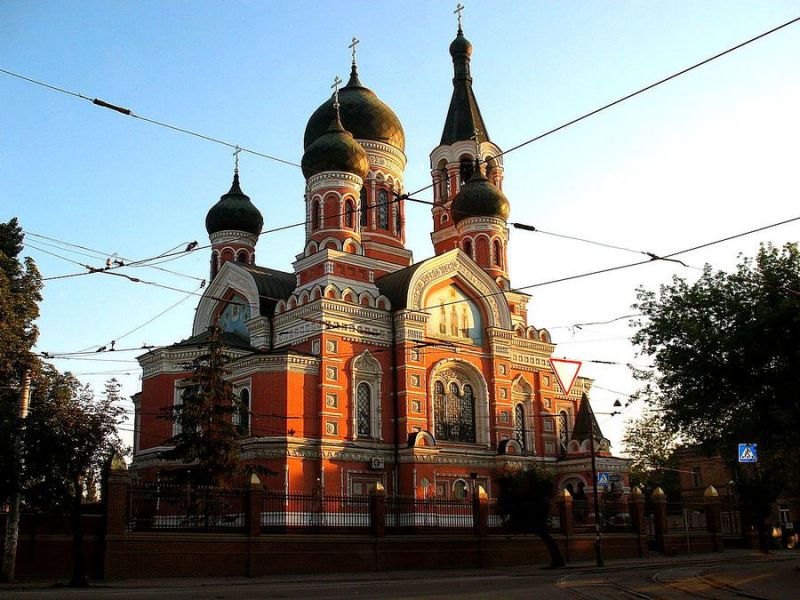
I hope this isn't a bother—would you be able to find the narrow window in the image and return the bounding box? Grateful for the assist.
[357,382,372,436]
[237,389,250,434]
[493,239,502,267]
[463,239,473,258]
[459,158,474,187]
[344,199,355,228]
[394,206,401,234]
[514,404,525,450]
[360,187,368,227]
[378,190,389,229]
[312,200,321,230]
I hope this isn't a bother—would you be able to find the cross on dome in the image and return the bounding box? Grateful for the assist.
[471,128,482,159]
[454,3,465,32]
[233,145,241,174]
[331,75,343,113]
[349,37,360,66]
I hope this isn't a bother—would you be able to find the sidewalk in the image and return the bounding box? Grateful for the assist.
[2,549,791,593]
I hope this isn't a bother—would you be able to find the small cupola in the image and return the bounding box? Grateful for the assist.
[205,172,264,236]
[451,161,509,225]
[301,113,369,181]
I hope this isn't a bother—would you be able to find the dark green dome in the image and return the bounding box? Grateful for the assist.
[449,28,473,58]
[304,65,405,152]
[451,166,510,224]
[301,115,369,180]
[205,173,264,236]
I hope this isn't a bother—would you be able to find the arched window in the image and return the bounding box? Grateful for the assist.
[434,381,476,443]
[453,480,468,500]
[463,239,473,258]
[312,200,321,230]
[514,403,525,450]
[352,351,382,440]
[236,250,249,263]
[493,239,502,267]
[344,199,355,228]
[459,158,474,187]
[231,388,250,435]
[359,187,368,227]
[377,190,389,229]
[356,382,371,436]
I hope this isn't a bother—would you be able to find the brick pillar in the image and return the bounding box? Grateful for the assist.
[104,456,130,536]
[246,474,262,537]
[652,487,668,553]
[472,485,488,537]
[370,483,386,538]
[704,486,723,552]
[629,486,647,557]
[557,489,573,562]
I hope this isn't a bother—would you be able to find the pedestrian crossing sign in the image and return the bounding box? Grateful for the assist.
[738,443,757,463]
[597,472,610,487]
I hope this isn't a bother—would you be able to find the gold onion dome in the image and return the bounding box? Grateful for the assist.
[205,172,264,236]
[304,65,405,152]
[301,114,369,180]
[451,162,509,224]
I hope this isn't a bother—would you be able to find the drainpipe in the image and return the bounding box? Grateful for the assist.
[390,311,401,498]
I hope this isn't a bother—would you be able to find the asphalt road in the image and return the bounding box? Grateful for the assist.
[1,551,797,599]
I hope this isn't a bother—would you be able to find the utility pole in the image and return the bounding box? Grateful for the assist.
[585,393,605,567]
[1,370,32,583]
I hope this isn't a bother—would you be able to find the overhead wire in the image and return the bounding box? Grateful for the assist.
[13,15,798,283]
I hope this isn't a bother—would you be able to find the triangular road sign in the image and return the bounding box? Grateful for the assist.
[549,358,582,397]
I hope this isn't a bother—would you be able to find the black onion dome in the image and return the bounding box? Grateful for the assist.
[205,173,264,236]
[451,166,509,224]
[301,115,369,180]
[449,28,473,58]
[303,65,405,152]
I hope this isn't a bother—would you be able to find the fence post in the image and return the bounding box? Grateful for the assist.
[629,486,647,557]
[246,474,262,538]
[104,454,130,536]
[652,486,667,553]
[472,485,488,537]
[557,488,573,562]
[704,485,723,552]
[370,483,386,538]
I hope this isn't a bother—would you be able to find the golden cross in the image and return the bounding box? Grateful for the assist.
[454,3,465,30]
[471,128,482,159]
[348,37,360,65]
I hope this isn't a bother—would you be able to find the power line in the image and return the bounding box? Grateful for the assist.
[16,15,799,283]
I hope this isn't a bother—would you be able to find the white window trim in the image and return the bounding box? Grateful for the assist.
[351,351,383,440]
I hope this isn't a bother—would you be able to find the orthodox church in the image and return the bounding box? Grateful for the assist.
[132,20,629,500]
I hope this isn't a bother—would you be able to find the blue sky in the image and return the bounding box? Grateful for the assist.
[2,1,798,452]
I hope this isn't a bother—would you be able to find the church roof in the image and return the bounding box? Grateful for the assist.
[170,329,255,352]
[440,28,490,147]
[238,264,296,316]
[570,393,606,443]
[375,260,430,309]
[205,172,264,236]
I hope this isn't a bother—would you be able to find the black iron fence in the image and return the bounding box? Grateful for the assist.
[262,491,371,532]
[127,482,247,532]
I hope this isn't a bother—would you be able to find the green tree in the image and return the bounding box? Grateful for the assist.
[494,466,566,568]
[632,243,800,551]
[622,409,680,499]
[0,218,42,507]
[22,369,127,586]
[162,325,246,488]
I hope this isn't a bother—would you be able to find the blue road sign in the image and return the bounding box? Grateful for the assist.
[597,472,610,486]
[738,443,758,463]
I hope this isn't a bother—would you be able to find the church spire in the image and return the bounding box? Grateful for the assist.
[440,5,489,146]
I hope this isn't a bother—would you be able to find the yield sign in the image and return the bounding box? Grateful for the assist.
[549,358,582,397]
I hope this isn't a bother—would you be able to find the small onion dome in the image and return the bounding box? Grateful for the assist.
[451,165,510,224]
[304,64,405,152]
[449,28,473,58]
[301,114,369,180]
[205,172,264,236]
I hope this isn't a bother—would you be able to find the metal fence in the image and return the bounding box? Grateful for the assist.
[665,502,707,533]
[127,482,247,532]
[261,491,371,532]
[386,497,473,533]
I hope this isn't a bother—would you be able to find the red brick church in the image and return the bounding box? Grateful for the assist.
[131,21,629,501]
